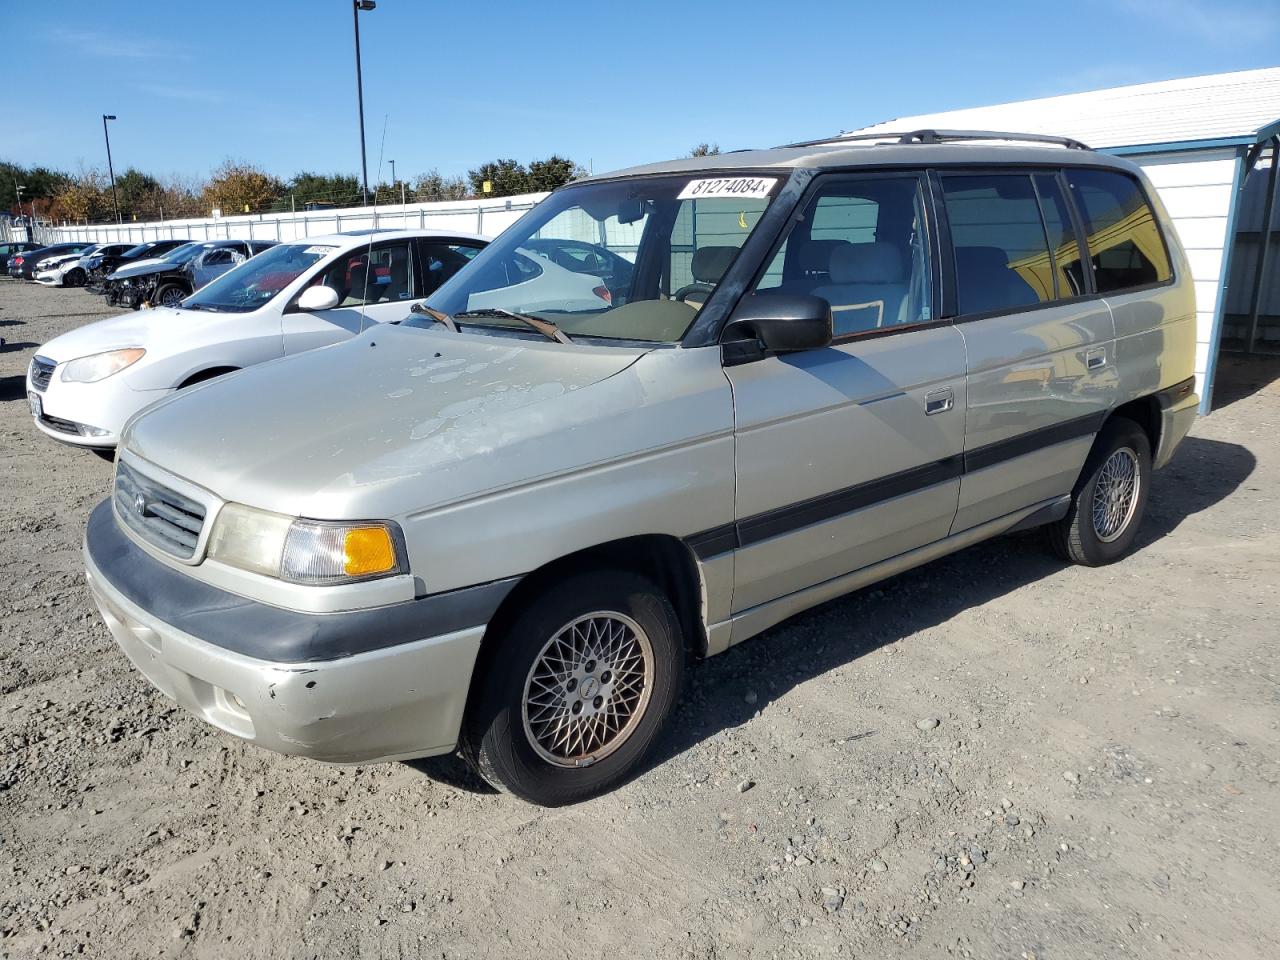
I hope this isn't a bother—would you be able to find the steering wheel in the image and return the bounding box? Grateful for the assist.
[673,281,714,303]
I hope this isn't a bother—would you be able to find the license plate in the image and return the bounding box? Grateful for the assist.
[28,391,42,419]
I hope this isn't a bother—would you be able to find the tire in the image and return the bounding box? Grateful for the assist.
[460,570,685,806]
[153,283,187,308]
[64,267,85,287]
[1049,416,1151,566]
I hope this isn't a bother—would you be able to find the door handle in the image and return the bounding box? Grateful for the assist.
[1086,347,1107,370]
[924,387,954,416]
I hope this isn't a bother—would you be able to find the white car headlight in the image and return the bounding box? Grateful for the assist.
[60,348,146,383]
[207,502,405,585]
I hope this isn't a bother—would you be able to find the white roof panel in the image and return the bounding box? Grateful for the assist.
[846,67,1280,150]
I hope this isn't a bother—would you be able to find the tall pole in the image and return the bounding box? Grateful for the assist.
[352,1,374,207]
[102,114,120,225]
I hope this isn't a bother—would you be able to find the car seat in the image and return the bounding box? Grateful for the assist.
[810,242,910,335]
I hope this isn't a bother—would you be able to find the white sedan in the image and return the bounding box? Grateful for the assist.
[26,229,487,451]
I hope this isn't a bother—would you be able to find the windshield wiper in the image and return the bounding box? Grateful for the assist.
[409,302,459,332]
[454,308,573,344]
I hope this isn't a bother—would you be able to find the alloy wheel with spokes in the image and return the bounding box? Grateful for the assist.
[522,612,654,767]
[461,569,685,806]
[1091,447,1141,542]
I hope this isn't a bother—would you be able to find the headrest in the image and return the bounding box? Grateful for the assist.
[690,245,738,284]
[955,246,1012,272]
[797,239,847,274]
[829,242,906,285]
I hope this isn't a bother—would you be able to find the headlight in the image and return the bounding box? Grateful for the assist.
[207,502,405,585]
[60,348,146,383]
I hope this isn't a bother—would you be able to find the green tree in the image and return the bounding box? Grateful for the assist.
[412,169,469,202]
[526,155,585,192]
[688,143,721,157]
[467,158,529,198]
[114,167,161,219]
[202,160,285,215]
[283,171,363,210]
[1,161,72,212]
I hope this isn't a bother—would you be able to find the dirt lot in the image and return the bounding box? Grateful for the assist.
[1,281,1278,960]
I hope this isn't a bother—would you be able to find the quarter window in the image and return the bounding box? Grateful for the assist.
[757,175,933,336]
[1065,169,1172,292]
[942,173,1055,315]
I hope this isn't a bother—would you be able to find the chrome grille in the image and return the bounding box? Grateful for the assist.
[29,356,55,392]
[114,460,207,559]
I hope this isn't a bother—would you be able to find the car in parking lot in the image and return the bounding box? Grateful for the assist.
[8,241,98,280]
[103,240,278,309]
[85,239,192,290]
[82,133,1198,805]
[34,243,134,287]
[0,240,45,269]
[28,229,487,449]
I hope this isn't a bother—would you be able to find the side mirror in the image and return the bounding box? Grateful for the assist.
[296,285,341,311]
[721,293,832,366]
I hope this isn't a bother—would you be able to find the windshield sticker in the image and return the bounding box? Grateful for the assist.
[303,245,337,255]
[678,177,777,201]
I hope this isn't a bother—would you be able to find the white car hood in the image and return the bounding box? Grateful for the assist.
[36,307,190,363]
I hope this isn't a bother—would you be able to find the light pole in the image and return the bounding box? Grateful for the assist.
[352,0,376,206]
[102,114,120,225]
[15,185,27,230]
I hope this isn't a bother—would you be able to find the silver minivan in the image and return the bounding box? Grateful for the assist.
[84,132,1199,805]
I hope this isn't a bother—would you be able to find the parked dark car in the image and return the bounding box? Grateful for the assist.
[7,242,98,280]
[0,240,45,269]
[85,239,191,291]
[106,239,278,308]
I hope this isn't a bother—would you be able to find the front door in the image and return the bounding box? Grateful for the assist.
[723,173,967,614]
[282,238,417,354]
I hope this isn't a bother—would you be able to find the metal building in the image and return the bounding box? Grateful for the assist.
[847,67,1280,413]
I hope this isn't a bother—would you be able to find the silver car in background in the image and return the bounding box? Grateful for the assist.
[84,132,1198,806]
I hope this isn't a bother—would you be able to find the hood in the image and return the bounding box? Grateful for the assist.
[37,306,189,362]
[110,260,173,280]
[38,252,82,269]
[124,325,650,518]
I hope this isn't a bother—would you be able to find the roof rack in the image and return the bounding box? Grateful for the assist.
[779,129,1093,151]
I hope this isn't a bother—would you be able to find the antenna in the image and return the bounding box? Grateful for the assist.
[358,113,391,334]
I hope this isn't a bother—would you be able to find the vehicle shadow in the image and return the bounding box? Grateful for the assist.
[0,340,37,353]
[407,435,1254,796]
[0,375,28,402]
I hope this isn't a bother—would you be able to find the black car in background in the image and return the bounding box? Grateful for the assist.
[84,238,191,291]
[7,242,98,280]
[0,240,45,268]
[106,239,277,308]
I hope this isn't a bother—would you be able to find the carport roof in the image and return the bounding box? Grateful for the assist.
[843,66,1280,154]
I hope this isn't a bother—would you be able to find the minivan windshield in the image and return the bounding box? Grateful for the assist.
[182,241,336,313]
[405,173,783,343]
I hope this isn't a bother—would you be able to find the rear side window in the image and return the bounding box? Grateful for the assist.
[1065,169,1172,292]
[942,173,1056,315]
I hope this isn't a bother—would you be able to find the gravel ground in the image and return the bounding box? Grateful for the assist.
[2,281,1278,960]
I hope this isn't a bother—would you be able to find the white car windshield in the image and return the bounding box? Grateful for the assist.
[183,242,336,313]
[405,173,782,343]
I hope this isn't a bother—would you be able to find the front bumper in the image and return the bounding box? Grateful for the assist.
[84,500,508,763]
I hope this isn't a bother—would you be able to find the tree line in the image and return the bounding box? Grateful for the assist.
[2,155,589,225]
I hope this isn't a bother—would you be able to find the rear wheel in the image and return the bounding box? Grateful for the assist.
[461,570,685,806]
[1049,416,1151,566]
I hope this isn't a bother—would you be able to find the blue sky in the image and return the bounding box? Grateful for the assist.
[3,0,1277,184]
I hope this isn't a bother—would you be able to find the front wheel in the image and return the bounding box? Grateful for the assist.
[153,283,187,308]
[460,570,685,806]
[1049,416,1151,566]
[64,267,86,287]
